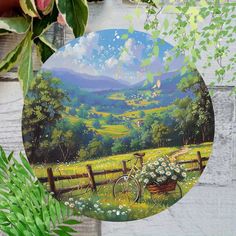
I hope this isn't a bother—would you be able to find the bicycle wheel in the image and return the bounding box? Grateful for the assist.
[151,182,182,205]
[113,175,141,203]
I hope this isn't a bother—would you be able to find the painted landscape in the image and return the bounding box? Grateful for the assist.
[22,29,214,221]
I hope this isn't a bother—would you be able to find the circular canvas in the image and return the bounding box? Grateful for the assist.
[22,29,215,221]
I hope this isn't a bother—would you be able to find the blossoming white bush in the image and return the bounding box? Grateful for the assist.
[135,157,187,186]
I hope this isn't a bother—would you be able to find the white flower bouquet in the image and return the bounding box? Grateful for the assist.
[135,157,187,187]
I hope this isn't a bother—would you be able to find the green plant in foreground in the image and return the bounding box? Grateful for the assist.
[0,0,88,96]
[0,147,81,236]
[125,0,236,92]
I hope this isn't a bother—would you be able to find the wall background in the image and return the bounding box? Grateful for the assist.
[0,1,235,235]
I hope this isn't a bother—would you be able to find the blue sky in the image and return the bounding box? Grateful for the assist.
[43,29,184,84]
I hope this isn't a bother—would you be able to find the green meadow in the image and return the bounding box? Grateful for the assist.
[33,142,212,221]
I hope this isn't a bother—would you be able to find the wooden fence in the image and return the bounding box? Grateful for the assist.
[38,151,209,198]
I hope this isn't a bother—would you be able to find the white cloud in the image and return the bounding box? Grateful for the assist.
[105,56,119,68]
[163,50,184,72]
[53,32,99,60]
[119,38,136,64]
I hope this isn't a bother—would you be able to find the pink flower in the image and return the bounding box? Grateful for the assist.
[57,13,66,26]
[36,0,52,11]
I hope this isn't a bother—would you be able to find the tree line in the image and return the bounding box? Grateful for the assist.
[22,71,214,164]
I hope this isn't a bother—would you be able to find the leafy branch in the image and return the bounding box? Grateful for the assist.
[128,0,236,89]
[0,147,81,236]
[0,0,88,96]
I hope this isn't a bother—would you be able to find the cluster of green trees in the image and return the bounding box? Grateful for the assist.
[23,71,214,164]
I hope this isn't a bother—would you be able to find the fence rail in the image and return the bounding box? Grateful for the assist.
[38,151,209,197]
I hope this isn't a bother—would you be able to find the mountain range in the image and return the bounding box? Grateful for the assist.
[48,68,130,91]
[45,68,189,95]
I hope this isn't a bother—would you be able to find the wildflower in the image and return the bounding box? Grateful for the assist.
[182,172,187,177]
[94,204,99,208]
[116,211,120,216]
[166,171,171,176]
[162,176,167,181]
[150,165,155,170]
[64,202,69,206]
[161,162,167,167]
[150,172,156,178]
[171,175,177,180]
[144,178,149,184]
[69,198,74,202]
[69,203,75,208]
[154,161,159,165]
[175,168,180,173]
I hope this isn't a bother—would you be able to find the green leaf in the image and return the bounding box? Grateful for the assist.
[0,36,26,75]
[121,34,128,40]
[134,8,141,18]
[20,153,35,177]
[18,32,34,97]
[56,0,88,37]
[58,225,76,233]
[141,58,151,67]
[53,229,72,236]
[34,36,56,63]
[163,18,169,31]
[0,29,10,35]
[0,17,30,34]
[153,45,159,57]
[128,25,134,34]
[19,0,39,18]
[33,4,59,37]
[147,72,154,83]
[64,219,81,225]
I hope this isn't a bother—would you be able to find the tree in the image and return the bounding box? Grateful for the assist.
[87,138,103,159]
[105,114,115,125]
[111,139,125,154]
[69,107,77,116]
[130,139,140,151]
[139,110,145,118]
[152,123,169,147]
[140,130,153,149]
[22,72,68,164]
[51,120,74,163]
[102,136,114,156]
[175,71,214,143]
[93,120,101,129]
[78,147,89,161]
[172,97,196,145]
[78,104,89,118]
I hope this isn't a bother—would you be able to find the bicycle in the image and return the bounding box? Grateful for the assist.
[113,153,183,205]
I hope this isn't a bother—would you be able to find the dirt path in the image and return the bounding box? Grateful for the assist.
[169,146,190,162]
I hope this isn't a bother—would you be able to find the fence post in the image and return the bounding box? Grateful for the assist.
[86,165,97,192]
[197,151,203,173]
[122,160,128,174]
[138,156,143,168]
[47,167,57,197]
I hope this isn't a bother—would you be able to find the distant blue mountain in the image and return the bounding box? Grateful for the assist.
[48,68,130,91]
[133,71,193,106]
[45,67,193,108]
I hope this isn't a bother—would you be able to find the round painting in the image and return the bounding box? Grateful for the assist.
[22,29,214,221]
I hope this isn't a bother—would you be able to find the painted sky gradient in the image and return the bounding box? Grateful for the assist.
[43,29,184,84]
